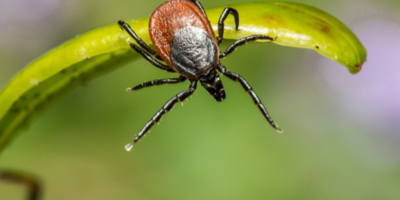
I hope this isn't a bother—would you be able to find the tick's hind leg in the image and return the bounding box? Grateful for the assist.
[125,80,198,151]
[217,64,282,133]
[127,42,174,72]
[119,20,173,72]
[127,76,187,91]
[118,20,161,59]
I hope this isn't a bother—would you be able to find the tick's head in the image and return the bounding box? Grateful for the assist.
[199,68,226,102]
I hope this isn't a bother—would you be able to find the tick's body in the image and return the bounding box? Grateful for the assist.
[119,0,282,150]
[150,0,218,79]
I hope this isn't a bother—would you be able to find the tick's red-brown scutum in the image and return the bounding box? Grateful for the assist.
[149,0,218,77]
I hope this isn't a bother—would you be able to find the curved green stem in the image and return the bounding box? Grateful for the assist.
[0,2,366,152]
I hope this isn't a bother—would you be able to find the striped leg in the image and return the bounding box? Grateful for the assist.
[217,7,239,45]
[125,80,198,151]
[219,35,275,58]
[217,64,282,133]
[127,76,187,91]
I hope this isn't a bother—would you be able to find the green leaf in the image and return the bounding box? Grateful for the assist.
[0,2,366,152]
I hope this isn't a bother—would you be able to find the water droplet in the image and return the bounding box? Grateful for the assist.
[125,143,134,151]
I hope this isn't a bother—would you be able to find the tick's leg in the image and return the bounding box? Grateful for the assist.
[118,20,162,60]
[220,35,276,59]
[127,76,187,91]
[217,64,282,133]
[217,7,239,45]
[188,0,207,17]
[0,170,41,200]
[125,80,198,151]
[128,42,174,72]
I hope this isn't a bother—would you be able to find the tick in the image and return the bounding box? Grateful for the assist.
[119,0,282,151]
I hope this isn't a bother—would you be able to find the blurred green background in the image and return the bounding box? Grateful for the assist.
[1,0,399,199]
